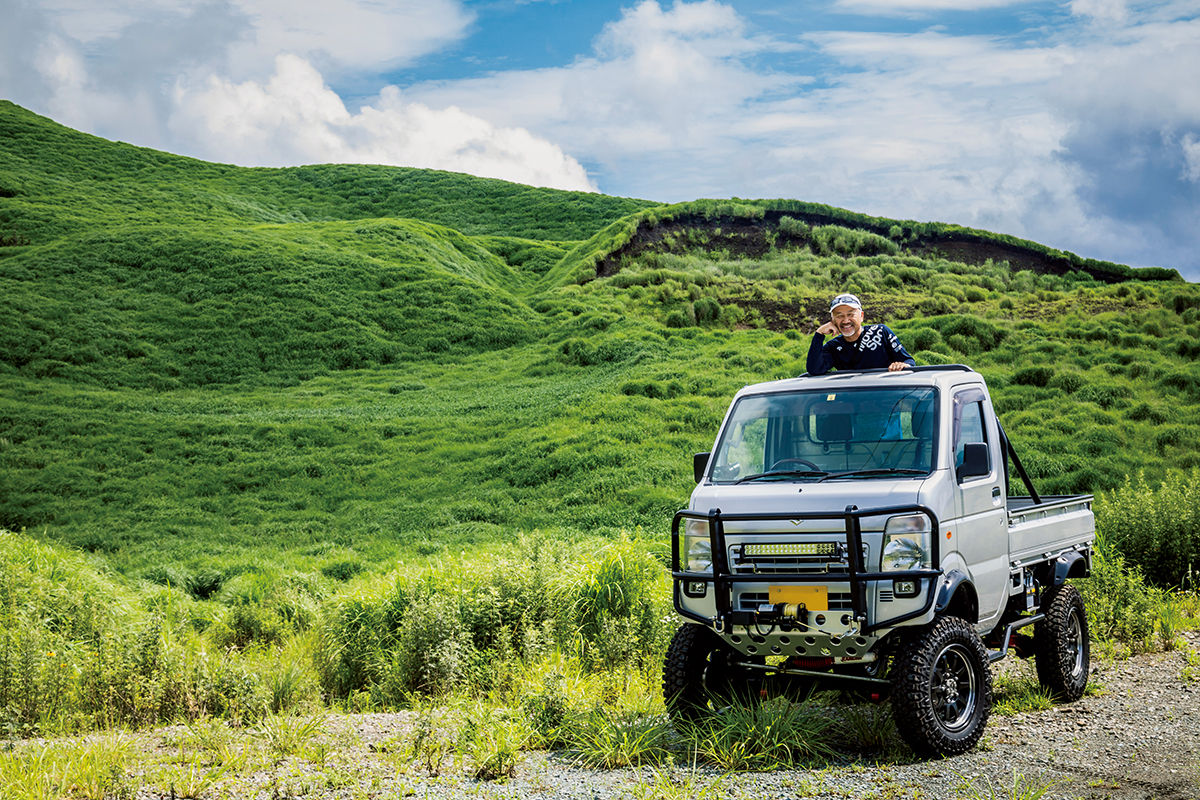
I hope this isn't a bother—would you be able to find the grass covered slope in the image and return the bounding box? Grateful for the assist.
[1,100,1200,594]
[0,101,657,242]
[0,101,655,388]
[2,220,546,388]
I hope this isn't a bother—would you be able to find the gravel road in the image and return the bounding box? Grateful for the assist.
[125,630,1200,800]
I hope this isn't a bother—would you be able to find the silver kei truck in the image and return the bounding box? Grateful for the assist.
[663,365,1095,757]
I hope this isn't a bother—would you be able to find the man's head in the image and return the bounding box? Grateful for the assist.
[829,293,864,341]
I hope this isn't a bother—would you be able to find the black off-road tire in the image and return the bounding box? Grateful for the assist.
[1035,583,1090,702]
[662,623,759,724]
[890,616,992,758]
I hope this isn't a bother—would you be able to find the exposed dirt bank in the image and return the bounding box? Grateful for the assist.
[594,211,1142,285]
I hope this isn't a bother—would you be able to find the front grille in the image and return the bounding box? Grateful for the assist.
[730,559,850,575]
[739,592,769,610]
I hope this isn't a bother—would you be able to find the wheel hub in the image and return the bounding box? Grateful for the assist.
[930,644,976,731]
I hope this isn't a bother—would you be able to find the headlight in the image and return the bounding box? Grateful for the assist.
[881,514,931,571]
[683,518,713,573]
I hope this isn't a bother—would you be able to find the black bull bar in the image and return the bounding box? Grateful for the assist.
[671,504,943,636]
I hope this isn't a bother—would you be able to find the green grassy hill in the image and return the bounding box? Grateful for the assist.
[3,101,1200,756]
[2,99,1199,591]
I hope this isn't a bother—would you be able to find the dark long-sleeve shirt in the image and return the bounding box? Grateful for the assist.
[806,324,915,375]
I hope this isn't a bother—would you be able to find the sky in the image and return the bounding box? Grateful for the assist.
[2,0,1199,279]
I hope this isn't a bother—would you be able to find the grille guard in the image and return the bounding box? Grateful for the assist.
[671,504,943,635]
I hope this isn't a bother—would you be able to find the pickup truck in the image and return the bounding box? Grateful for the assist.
[663,365,1095,757]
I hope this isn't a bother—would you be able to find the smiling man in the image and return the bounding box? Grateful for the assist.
[806,293,915,376]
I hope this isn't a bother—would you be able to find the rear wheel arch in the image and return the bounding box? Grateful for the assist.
[1052,551,1090,584]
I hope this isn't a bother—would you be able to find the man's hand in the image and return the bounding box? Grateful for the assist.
[816,321,838,336]
[888,361,909,372]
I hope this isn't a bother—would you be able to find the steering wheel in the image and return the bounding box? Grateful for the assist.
[770,458,821,472]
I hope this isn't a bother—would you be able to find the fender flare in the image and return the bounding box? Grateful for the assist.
[934,569,979,622]
[1052,550,1091,584]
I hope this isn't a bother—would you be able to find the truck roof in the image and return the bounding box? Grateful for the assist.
[733,365,986,399]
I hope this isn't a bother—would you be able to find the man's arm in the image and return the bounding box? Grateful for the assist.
[807,325,837,375]
[883,325,916,370]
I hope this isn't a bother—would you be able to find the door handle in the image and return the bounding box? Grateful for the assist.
[992,487,1001,498]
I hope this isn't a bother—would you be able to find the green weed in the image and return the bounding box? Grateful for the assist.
[624,761,728,800]
[150,758,230,800]
[992,667,1055,715]
[0,733,137,800]
[957,768,1062,800]
[835,702,905,755]
[566,708,673,768]
[682,696,836,770]
[248,712,325,758]
[1095,470,1200,588]
[454,701,528,781]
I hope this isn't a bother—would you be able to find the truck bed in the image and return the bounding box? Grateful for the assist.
[1006,494,1095,565]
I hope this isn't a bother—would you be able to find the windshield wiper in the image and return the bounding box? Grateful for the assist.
[734,469,828,485]
[816,468,926,482]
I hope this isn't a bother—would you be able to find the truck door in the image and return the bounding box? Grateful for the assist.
[951,387,1007,628]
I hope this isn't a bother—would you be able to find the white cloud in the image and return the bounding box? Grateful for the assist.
[831,0,1029,14]
[397,1,1200,276]
[1051,18,1200,127]
[6,0,590,191]
[31,0,474,76]
[225,0,473,78]
[1044,16,1200,262]
[807,30,1073,88]
[1,0,254,149]
[170,54,597,190]
[23,0,176,44]
[1069,0,1129,25]
[595,0,750,55]
[404,12,1077,225]
[727,32,1087,243]
[1184,134,1200,182]
[402,0,804,160]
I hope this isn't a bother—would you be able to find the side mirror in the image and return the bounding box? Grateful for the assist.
[693,452,710,483]
[956,442,990,482]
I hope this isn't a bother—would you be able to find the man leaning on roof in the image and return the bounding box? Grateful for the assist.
[806,293,915,376]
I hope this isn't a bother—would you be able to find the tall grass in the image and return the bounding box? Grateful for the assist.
[1078,518,1190,653]
[1094,470,1200,588]
[0,526,677,735]
[315,534,673,704]
[4,111,1200,570]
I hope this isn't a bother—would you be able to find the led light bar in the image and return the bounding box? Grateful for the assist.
[742,542,836,557]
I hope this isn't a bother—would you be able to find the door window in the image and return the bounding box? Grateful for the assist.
[952,388,992,479]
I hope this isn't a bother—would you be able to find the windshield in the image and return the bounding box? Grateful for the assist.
[709,386,939,484]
